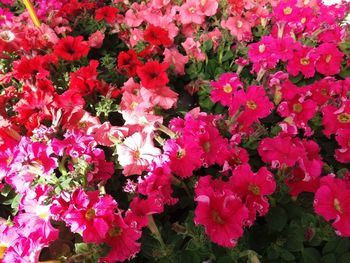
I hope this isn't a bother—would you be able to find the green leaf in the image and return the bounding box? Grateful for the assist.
[321,254,337,263]
[280,249,295,261]
[266,207,288,232]
[202,40,213,52]
[221,50,234,63]
[179,250,201,263]
[75,243,90,254]
[267,246,280,260]
[301,248,321,263]
[323,238,338,254]
[338,252,350,263]
[335,238,349,255]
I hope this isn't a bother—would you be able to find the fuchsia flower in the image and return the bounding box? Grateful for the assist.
[163,137,203,178]
[315,43,343,76]
[322,101,350,138]
[314,176,350,236]
[335,129,350,163]
[230,164,276,225]
[210,72,243,106]
[194,176,249,248]
[53,188,117,243]
[287,46,318,78]
[233,85,274,131]
[100,213,142,263]
[258,134,303,168]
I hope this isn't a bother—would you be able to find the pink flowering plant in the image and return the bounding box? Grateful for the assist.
[1,0,350,262]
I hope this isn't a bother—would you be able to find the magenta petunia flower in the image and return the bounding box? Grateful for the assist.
[194,176,249,248]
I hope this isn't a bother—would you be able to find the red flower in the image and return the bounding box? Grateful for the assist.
[194,176,248,248]
[144,24,172,47]
[95,6,119,24]
[69,60,100,96]
[53,36,90,61]
[117,49,141,77]
[136,60,169,90]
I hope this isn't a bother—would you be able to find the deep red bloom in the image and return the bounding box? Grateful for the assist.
[69,60,100,96]
[136,60,169,90]
[117,49,141,77]
[144,24,172,47]
[95,6,119,23]
[53,36,90,61]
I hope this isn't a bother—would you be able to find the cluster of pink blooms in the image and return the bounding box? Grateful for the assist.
[0,0,349,262]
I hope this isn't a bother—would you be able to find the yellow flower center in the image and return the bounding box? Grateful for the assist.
[248,184,261,195]
[211,210,224,224]
[133,149,141,160]
[236,20,243,28]
[301,17,306,24]
[325,54,332,63]
[300,57,310,65]
[246,100,257,110]
[283,7,293,15]
[0,245,7,259]
[202,141,211,153]
[85,208,96,221]
[334,198,342,213]
[337,113,350,123]
[223,84,232,93]
[293,103,303,113]
[108,226,123,237]
[176,148,186,159]
[188,7,196,14]
[259,44,266,53]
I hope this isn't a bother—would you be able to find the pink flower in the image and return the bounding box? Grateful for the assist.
[194,176,249,248]
[163,137,203,178]
[178,0,205,25]
[181,37,206,61]
[230,164,276,225]
[140,85,178,110]
[117,132,161,176]
[88,30,105,48]
[221,16,252,42]
[163,48,189,75]
[314,176,350,236]
[315,43,343,76]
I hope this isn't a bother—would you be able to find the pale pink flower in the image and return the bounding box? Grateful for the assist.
[178,0,205,25]
[117,132,161,176]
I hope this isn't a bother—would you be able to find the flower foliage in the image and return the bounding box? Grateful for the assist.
[0,0,350,262]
